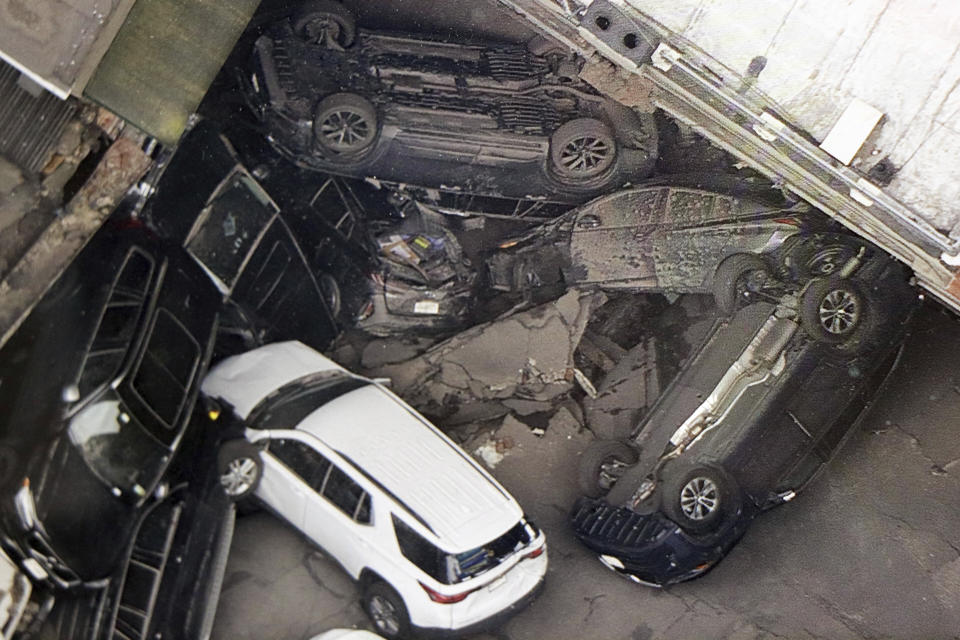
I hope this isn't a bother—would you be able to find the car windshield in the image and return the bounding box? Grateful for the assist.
[66,394,167,497]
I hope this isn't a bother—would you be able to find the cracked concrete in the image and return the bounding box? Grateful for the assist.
[212,305,960,640]
[368,289,606,424]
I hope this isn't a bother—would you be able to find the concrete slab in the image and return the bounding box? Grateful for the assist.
[632,0,960,232]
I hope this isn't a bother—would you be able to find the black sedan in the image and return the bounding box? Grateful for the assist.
[243,0,658,203]
[571,251,917,586]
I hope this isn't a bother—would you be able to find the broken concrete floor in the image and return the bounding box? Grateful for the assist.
[212,303,960,640]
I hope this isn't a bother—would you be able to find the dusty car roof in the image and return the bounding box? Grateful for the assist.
[202,341,521,551]
[299,384,521,551]
[201,341,345,419]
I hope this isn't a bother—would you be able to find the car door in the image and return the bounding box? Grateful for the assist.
[566,187,666,288]
[650,189,799,291]
[254,432,328,529]
[300,456,377,578]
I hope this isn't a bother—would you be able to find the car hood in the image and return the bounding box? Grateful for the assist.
[202,341,347,419]
[32,436,135,581]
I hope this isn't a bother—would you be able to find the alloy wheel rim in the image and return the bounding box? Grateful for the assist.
[560,136,611,174]
[369,595,400,635]
[220,457,257,496]
[304,17,342,45]
[818,289,860,334]
[320,111,371,149]
[680,477,719,520]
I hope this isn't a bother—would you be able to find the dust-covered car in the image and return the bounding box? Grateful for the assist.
[571,251,918,587]
[486,184,827,296]
[202,341,547,639]
[243,0,658,202]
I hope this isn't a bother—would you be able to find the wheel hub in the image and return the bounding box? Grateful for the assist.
[220,457,257,496]
[561,136,610,173]
[369,595,400,635]
[680,477,719,520]
[818,289,860,334]
[320,111,370,148]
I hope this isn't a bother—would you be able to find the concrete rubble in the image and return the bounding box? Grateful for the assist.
[366,289,607,424]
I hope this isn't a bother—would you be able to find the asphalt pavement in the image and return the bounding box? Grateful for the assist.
[212,302,960,640]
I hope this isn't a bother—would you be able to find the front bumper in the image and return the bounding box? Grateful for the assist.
[571,497,730,587]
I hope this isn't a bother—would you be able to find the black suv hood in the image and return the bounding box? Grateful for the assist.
[32,436,135,581]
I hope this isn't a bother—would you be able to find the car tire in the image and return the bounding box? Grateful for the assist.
[787,237,863,280]
[712,253,772,315]
[292,0,356,48]
[363,581,410,640]
[217,441,263,501]
[578,440,639,498]
[549,118,618,181]
[799,276,864,343]
[662,465,738,533]
[319,273,342,318]
[313,93,378,154]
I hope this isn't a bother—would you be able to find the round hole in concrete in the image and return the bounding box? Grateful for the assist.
[623,33,639,49]
[594,15,611,30]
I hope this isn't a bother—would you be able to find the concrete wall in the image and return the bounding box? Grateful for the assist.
[631,0,960,234]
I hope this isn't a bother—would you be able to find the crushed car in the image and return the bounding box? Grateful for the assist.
[243,0,658,202]
[201,341,547,639]
[484,183,859,300]
[570,248,918,587]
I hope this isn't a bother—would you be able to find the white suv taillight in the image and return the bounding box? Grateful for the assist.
[418,581,477,604]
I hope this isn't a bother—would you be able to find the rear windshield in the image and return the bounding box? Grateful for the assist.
[392,515,536,584]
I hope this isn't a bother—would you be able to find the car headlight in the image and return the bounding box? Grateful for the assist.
[14,479,37,530]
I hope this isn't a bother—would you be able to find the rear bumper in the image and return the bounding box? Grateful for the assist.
[412,575,546,639]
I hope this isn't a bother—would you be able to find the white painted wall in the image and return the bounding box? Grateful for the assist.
[631,0,960,233]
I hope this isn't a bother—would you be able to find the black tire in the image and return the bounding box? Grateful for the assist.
[800,276,864,343]
[661,465,738,533]
[549,118,617,181]
[712,253,772,315]
[217,441,263,501]
[787,237,863,280]
[319,273,342,317]
[292,0,356,47]
[363,581,410,639]
[578,440,639,498]
[313,93,378,154]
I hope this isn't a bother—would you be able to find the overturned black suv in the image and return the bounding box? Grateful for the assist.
[244,0,658,202]
[572,247,917,586]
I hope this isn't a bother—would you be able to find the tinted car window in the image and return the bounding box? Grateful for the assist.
[251,377,369,430]
[323,465,370,523]
[270,439,330,490]
[185,172,276,292]
[77,249,154,398]
[131,310,201,430]
[393,514,446,583]
[310,179,357,240]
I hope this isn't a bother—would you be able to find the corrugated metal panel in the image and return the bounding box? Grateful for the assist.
[84,0,260,145]
[0,61,77,174]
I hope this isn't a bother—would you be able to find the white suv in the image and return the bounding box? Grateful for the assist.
[201,341,547,638]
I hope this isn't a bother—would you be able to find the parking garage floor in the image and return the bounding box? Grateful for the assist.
[212,302,960,640]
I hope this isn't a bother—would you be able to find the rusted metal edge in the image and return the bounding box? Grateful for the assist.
[0,135,152,349]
